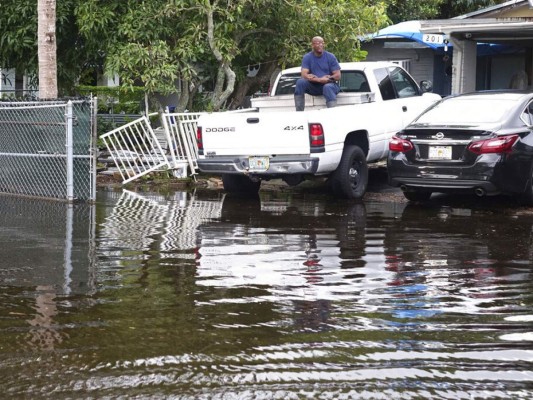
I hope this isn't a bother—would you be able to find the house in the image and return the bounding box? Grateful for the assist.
[361,20,453,96]
[0,68,36,98]
[362,0,533,96]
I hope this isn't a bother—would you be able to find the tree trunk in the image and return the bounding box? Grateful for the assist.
[205,4,236,111]
[37,0,57,99]
[228,62,279,109]
[176,79,190,112]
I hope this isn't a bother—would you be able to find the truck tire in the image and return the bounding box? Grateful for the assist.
[330,145,368,199]
[222,174,261,195]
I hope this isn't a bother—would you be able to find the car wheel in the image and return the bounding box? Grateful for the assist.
[403,190,432,202]
[330,145,368,199]
[518,166,533,206]
[222,174,261,195]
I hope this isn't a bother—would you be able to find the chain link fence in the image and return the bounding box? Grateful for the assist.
[0,99,97,202]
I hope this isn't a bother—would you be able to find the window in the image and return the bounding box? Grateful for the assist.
[339,71,369,93]
[389,67,419,98]
[273,70,370,95]
[374,67,420,101]
[374,68,396,101]
[520,101,533,125]
[274,73,300,95]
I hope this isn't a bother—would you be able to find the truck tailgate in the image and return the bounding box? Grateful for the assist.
[199,111,311,155]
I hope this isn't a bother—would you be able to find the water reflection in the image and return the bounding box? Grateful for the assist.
[383,204,533,320]
[0,195,95,294]
[195,194,533,326]
[0,195,95,352]
[27,285,62,351]
[99,190,223,258]
[196,194,375,300]
[0,189,532,398]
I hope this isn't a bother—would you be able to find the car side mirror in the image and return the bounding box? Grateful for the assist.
[420,80,433,93]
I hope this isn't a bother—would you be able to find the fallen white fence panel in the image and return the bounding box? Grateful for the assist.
[101,110,249,185]
[100,115,170,184]
[161,112,205,180]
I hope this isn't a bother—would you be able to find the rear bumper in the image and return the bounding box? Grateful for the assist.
[198,155,320,175]
[389,176,499,194]
[387,152,533,195]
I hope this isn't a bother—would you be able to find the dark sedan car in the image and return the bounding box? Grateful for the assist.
[387,91,533,204]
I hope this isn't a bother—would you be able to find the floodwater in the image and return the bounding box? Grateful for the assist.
[0,187,532,399]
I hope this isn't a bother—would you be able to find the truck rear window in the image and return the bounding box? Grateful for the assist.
[273,71,370,95]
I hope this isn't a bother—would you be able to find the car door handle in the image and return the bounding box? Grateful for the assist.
[247,118,260,123]
[402,106,408,112]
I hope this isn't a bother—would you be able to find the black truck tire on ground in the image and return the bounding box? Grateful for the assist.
[222,174,261,194]
[330,145,368,199]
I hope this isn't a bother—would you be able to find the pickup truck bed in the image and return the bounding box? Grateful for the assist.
[251,92,375,112]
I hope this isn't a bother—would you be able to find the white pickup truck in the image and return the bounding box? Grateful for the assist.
[196,61,441,199]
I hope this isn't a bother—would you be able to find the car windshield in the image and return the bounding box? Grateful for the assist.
[413,97,518,126]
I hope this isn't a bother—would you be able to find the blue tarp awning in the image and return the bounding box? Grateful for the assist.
[365,20,516,55]
[369,21,446,50]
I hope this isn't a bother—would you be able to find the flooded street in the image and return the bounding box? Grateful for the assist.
[0,184,532,399]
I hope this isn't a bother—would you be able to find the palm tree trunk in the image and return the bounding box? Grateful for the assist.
[37,0,57,99]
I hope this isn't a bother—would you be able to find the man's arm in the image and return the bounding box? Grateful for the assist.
[312,69,341,84]
[302,68,340,84]
[301,67,316,81]
[329,69,341,82]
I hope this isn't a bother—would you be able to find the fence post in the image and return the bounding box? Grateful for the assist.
[66,100,74,202]
[161,113,178,169]
[91,97,97,202]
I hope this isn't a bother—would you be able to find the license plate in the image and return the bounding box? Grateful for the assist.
[248,156,269,171]
[429,146,452,160]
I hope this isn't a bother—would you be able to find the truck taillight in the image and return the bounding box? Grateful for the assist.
[389,136,413,152]
[196,126,204,155]
[309,123,325,152]
[467,134,519,155]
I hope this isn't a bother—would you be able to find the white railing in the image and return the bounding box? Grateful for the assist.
[100,115,170,184]
[101,109,252,185]
[161,112,205,180]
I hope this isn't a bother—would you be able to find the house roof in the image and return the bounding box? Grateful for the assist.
[366,21,447,50]
[419,18,533,46]
[365,0,533,52]
[364,18,524,56]
[454,0,533,19]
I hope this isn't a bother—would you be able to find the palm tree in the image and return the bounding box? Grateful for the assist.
[37,0,57,99]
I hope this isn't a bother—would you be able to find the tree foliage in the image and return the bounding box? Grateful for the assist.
[386,0,506,24]
[75,0,390,111]
[189,0,390,110]
[1,0,388,109]
[0,1,37,73]
[386,0,443,24]
[1,0,504,109]
[0,0,97,94]
[437,0,504,19]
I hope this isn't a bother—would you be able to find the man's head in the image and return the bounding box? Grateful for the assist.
[311,36,325,56]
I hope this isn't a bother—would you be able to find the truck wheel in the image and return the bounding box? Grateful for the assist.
[330,145,368,199]
[222,174,261,195]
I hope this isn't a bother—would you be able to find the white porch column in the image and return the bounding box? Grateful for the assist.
[450,37,477,94]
